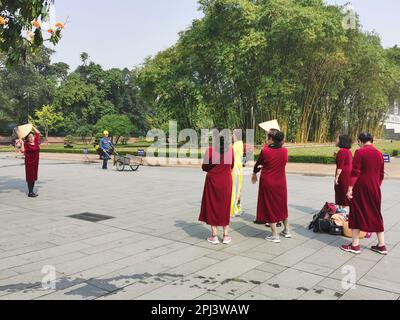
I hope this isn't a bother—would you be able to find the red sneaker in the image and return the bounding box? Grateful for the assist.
[340,244,361,254]
[371,245,388,255]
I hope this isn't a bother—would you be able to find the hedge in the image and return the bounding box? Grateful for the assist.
[4,148,399,164]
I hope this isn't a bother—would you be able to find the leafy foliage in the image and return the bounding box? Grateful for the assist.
[0,0,64,67]
[95,114,135,144]
[138,0,400,143]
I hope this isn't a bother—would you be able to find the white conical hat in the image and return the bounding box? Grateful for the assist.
[16,123,33,139]
[258,120,280,132]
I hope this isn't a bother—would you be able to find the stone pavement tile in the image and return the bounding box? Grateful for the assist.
[0,286,54,300]
[165,257,220,276]
[339,285,399,300]
[316,278,349,294]
[78,234,150,255]
[0,242,56,260]
[302,244,354,269]
[0,269,19,281]
[211,279,258,300]
[115,245,181,267]
[221,238,267,255]
[0,236,54,252]
[387,243,400,258]
[205,251,235,261]
[162,241,192,251]
[391,222,400,232]
[252,269,324,300]
[69,262,126,281]
[97,276,171,300]
[195,256,264,281]
[292,261,335,277]
[11,251,87,274]
[112,236,174,255]
[235,291,273,300]
[358,256,400,294]
[270,246,317,267]
[0,255,31,271]
[0,270,64,297]
[230,225,265,238]
[239,269,275,284]
[239,249,277,263]
[0,273,87,300]
[195,293,225,300]
[175,235,205,245]
[81,230,139,246]
[328,256,378,281]
[355,248,388,262]
[383,230,400,246]
[251,238,307,256]
[47,230,119,246]
[163,228,207,242]
[151,246,214,268]
[18,242,92,264]
[55,250,127,275]
[301,237,338,250]
[255,262,288,275]
[87,260,169,292]
[136,274,221,300]
[37,282,109,300]
[298,286,341,300]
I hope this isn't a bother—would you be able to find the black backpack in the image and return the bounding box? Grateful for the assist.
[308,202,338,233]
[308,209,327,232]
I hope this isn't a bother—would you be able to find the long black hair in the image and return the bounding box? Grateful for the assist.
[337,134,352,149]
[219,130,232,154]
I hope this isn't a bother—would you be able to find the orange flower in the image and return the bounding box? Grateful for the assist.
[47,28,54,34]
[0,16,7,25]
[55,22,64,29]
[33,20,41,28]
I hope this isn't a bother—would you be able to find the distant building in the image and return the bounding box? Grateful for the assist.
[384,100,400,140]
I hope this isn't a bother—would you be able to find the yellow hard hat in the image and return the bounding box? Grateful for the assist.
[103,130,109,135]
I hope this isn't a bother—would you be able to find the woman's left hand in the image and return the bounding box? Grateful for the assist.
[251,173,258,184]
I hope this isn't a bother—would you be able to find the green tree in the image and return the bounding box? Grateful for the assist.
[138,0,394,143]
[95,114,135,145]
[30,104,64,142]
[75,124,93,144]
[0,47,58,125]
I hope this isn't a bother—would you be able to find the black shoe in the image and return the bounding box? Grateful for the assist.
[28,193,38,198]
[265,222,283,228]
[253,220,265,225]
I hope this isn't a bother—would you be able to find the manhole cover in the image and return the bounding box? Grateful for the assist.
[68,212,114,222]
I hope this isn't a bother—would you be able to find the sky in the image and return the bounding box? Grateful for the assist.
[49,0,400,71]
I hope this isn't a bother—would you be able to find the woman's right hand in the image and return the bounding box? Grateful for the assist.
[347,187,353,200]
[251,173,258,184]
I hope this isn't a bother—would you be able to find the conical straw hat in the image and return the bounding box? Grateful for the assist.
[16,123,33,139]
[258,120,280,132]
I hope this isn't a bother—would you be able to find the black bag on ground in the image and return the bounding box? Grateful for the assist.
[308,202,337,233]
[329,224,343,236]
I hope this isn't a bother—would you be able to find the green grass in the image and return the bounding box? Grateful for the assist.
[1,140,399,164]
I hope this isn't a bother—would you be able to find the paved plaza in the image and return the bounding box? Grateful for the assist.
[0,154,400,300]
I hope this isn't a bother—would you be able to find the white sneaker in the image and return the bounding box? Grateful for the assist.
[207,236,220,245]
[280,230,292,238]
[222,236,232,245]
[266,236,281,243]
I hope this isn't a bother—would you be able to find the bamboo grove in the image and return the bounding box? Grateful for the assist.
[137,0,400,143]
